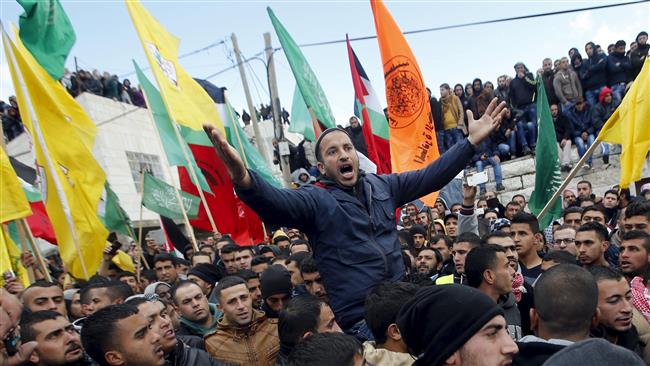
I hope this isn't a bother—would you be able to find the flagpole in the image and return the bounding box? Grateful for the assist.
[18,219,52,282]
[537,141,601,220]
[3,30,90,280]
[139,85,220,237]
[137,169,146,256]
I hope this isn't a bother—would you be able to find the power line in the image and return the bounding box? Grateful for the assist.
[203,0,648,80]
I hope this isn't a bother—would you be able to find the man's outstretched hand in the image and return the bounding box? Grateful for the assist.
[203,124,252,189]
[467,98,507,147]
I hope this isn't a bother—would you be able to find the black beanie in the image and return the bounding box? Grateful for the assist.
[409,224,427,237]
[637,31,648,42]
[397,285,504,366]
[187,263,222,285]
[260,265,293,299]
[314,127,350,162]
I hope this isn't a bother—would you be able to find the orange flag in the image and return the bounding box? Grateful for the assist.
[370,0,439,205]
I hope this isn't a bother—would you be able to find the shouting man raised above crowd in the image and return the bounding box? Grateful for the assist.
[204,98,506,340]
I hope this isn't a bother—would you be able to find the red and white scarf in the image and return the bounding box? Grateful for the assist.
[631,276,650,324]
[512,272,525,303]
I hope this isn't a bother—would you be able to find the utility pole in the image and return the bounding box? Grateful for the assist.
[264,32,291,187]
[231,33,269,165]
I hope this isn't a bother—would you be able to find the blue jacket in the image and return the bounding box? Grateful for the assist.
[565,105,594,137]
[236,140,475,330]
[606,51,631,85]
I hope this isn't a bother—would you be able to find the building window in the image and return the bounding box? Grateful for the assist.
[125,151,165,193]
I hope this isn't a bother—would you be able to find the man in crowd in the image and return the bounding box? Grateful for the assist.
[205,276,279,365]
[260,265,293,319]
[235,269,263,310]
[234,246,254,271]
[171,280,221,337]
[203,97,506,337]
[515,264,598,364]
[363,282,418,366]
[251,255,271,275]
[436,232,482,285]
[397,284,518,365]
[581,41,609,107]
[509,62,537,154]
[219,244,239,275]
[505,202,522,221]
[117,272,140,295]
[465,245,522,340]
[300,256,328,302]
[575,222,610,268]
[287,333,364,366]
[565,96,594,169]
[607,40,631,104]
[511,213,543,285]
[80,280,133,316]
[581,205,608,226]
[551,103,574,171]
[415,248,440,277]
[154,254,181,285]
[619,231,650,282]
[553,57,582,110]
[81,304,166,366]
[21,281,67,317]
[410,225,428,253]
[444,213,459,240]
[630,31,649,80]
[345,116,368,157]
[592,87,617,164]
[19,310,92,366]
[276,295,342,364]
[540,58,559,106]
[552,224,578,255]
[495,75,509,104]
[186,263,221,298]
[624,201,650,234]
[590,266,644,356]
[563,206,584,229]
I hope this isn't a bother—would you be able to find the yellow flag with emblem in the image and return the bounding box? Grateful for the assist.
[596,58,650,189]
[125,0,224,133]
[3,29,108,280]
[0,147,31,223]
[0,225,30,288]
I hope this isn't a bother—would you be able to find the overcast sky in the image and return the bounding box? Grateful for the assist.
[1,1,648,126]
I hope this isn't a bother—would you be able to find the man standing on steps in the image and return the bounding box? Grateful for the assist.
[204,98,507,341]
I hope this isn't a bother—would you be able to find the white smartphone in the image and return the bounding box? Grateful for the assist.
[466,171,489,187]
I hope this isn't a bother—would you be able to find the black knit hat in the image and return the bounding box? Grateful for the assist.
[260,264,293,299]
[397,285,504,366]
[409,224,427,237]
[637,31,648,42]
[314,127,350,162]
[187,263,223,285]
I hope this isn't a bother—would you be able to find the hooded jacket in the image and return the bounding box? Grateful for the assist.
[581,47,608,90]
[291,168,315,187]
[630,33,650,80]
[204,310,279,366]
[508,69,536,108]
[565,104,593,137]
[235,139,475,330]
[607,50,631,85]
[591,87,620,133]
[345,121,369,157]
[362,341,415,366]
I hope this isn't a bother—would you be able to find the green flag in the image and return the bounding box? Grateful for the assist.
[221,100,283,188]
[99,183,134,238]
[289,84,316,141]
[17,0,76,80]
[133,61,212,194]
[267,7,336,129]
[142,172,199,219]
[529,75,563,229]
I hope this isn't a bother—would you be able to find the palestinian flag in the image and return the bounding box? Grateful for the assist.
[346,36,391,174]
[159,215,188,258]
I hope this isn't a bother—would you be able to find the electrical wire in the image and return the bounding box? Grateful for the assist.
[203,0,648,80]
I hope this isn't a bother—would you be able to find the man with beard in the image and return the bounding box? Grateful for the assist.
[540,58,559,106]
[203,97,506,339]
[345,116,368,157]
[466,245,522,340]
[494,75,509,105]
[19,311,92,366]
[414,248,440,278]
[629,31,649,81]
[553,57,582,111]
[589,266,644,357]
[81,304,166,366]
[171,281,221,337]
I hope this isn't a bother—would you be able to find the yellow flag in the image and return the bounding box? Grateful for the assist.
[3,30,108,280]
[596,58,650,189]
[0,225,31,288]
[0,147,31,222]
[125,0,224,133]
